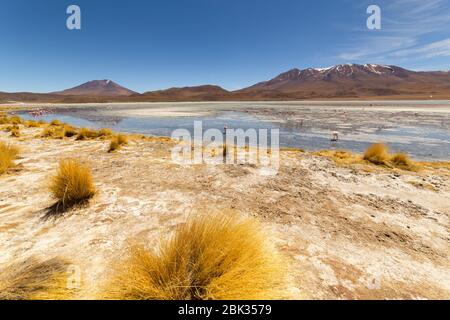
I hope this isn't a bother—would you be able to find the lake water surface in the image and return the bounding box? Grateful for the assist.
[17,101,450,161]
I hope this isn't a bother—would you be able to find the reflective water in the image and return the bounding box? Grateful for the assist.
[18,102,450,161]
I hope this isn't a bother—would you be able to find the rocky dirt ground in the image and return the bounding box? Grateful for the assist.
[0,126,449,299]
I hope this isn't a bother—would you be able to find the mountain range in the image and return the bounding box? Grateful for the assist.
[1,64,449,103]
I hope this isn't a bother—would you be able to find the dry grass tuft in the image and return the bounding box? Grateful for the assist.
[0,258,75,300]
[0,115,8,124]
[315,144,418,171]
[102,213,285,300]
[76,128,99,140]
[25,120,40,128]
[0,114,22,125]
[9,115,22,125]
[117,134,128,145]
[313,150,363,165]
[363,144,417,170]
[108,140,120,153]
[363,143,390,165]
[40,126,56,138]
[390,153,413,169]
[417,161,450,170]
[281,147,305,153]
[10,126,20,137]
[108,134,128,152]
[0,142,19,175]
[98,128,113,138]
[4,124,19,132]
[50,119,63,126]
[40,126,64,139]
[48,159,96,208]
[63,125,78,138]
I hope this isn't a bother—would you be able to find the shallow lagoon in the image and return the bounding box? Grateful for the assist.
[18,101,450,161]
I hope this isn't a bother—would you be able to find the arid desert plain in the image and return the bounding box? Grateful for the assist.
[0,101,449,299]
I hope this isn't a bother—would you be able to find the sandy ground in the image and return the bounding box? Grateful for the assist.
[0,127,449,299]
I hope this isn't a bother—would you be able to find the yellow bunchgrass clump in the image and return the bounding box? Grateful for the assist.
[102,213,285,300]
[76,128,99,140]
[315,143,417,171]
[0,258,75,300]
[48,159,96,208]
[108,134,128,152]
[40,126,64,139]
[50,119,62,126]
[4,124,19,132]
[98,128,113,138]
[25,120,40,128]
[117,134,128,145]
[9,115,22,125]
[391,153,413,168]
[0,114,8,124]
[0,142,19,175]
[63,125,78,138]
[313,149,362,166]
[10,127,20,137]
[363,143,390,165]
[40,126,56,138]
[363,143,416,170]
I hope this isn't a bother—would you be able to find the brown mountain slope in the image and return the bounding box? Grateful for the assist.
[53,80,137,96]
[140,85,230,101]
[238,64,450,99]
[1,65,450,103]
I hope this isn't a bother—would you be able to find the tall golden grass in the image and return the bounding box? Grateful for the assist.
[363,143,416,170]
[0,258,74,300]
[0,141,19,175]
[108,134,128,152]
[316,143,417,171]
[363,143,390,165]
[25,120,40,128]
[0,114,8,124]
[102,213,285,300]
[49,159,96,208]
[50,119,62,126]
[63,125,78,138]
[10,126,20,137]
[0,114,22,125]
[390,153,412,168]
[9,115,22,125]
[98,128,113,138]
[76,128,99,140]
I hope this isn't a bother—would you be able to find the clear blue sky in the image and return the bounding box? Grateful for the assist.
[1,0,449,93]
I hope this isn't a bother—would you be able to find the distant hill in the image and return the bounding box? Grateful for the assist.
[53,80,137,96]
[1,65,449,103]
[140,85,230,101]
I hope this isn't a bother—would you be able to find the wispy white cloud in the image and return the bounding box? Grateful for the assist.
[337,0,450,63]
[391,38,450,58]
